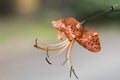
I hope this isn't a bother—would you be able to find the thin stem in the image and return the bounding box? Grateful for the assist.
[34,41,69,51]
[62,42,71,65]
[82,4,120,24]
[85,11,106,22]
[42,39,68,47]
[45,57,52,65]
[72,67,79,79]
[47,41,70,61]
[46,47,49,58]
[70,66,78,79]
[67,40,74,67]
[70,66,72,78]
[62,58,68,65]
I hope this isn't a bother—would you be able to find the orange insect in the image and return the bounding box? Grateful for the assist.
[34,5,120,79]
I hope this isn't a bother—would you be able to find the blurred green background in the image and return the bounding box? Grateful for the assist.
[0,0,120,80]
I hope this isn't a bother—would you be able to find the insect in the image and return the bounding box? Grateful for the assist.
[34,4,120,79]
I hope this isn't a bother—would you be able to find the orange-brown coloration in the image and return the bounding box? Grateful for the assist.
[76,29,101,52]
[52,17,101,52]
[52,17,84,41]
[34,4,120,78]
[34,17,101,79]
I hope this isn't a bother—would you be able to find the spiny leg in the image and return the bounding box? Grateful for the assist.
[67,40,78,79]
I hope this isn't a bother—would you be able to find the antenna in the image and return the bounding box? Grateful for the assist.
[81,4,120,24]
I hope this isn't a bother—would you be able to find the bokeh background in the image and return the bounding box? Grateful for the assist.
[0,0,120,80]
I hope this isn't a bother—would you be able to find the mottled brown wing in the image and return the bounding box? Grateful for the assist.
[76,29,101,52]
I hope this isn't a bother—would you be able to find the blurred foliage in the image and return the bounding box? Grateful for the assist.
[74,0,120,22]
[0,0,120,43]
[0,0,120,22]
[39,0,120,23]
[0,19,57,43]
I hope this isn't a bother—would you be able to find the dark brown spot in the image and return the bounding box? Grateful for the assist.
[92,38,95,41]
[93,40,96,42]
[87,38,90,41]
[96,38,99,41]
[80,39,82,42]
[95,42,98,45]
[92,36,94,38]
[88,42,90,45]
[95,35,98,37]
[98,43,100,46]
[84,30,87,32]
[90,39,93,42]
[94,46,96,49]
[96,47,98,49]
[91,42,93,46]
